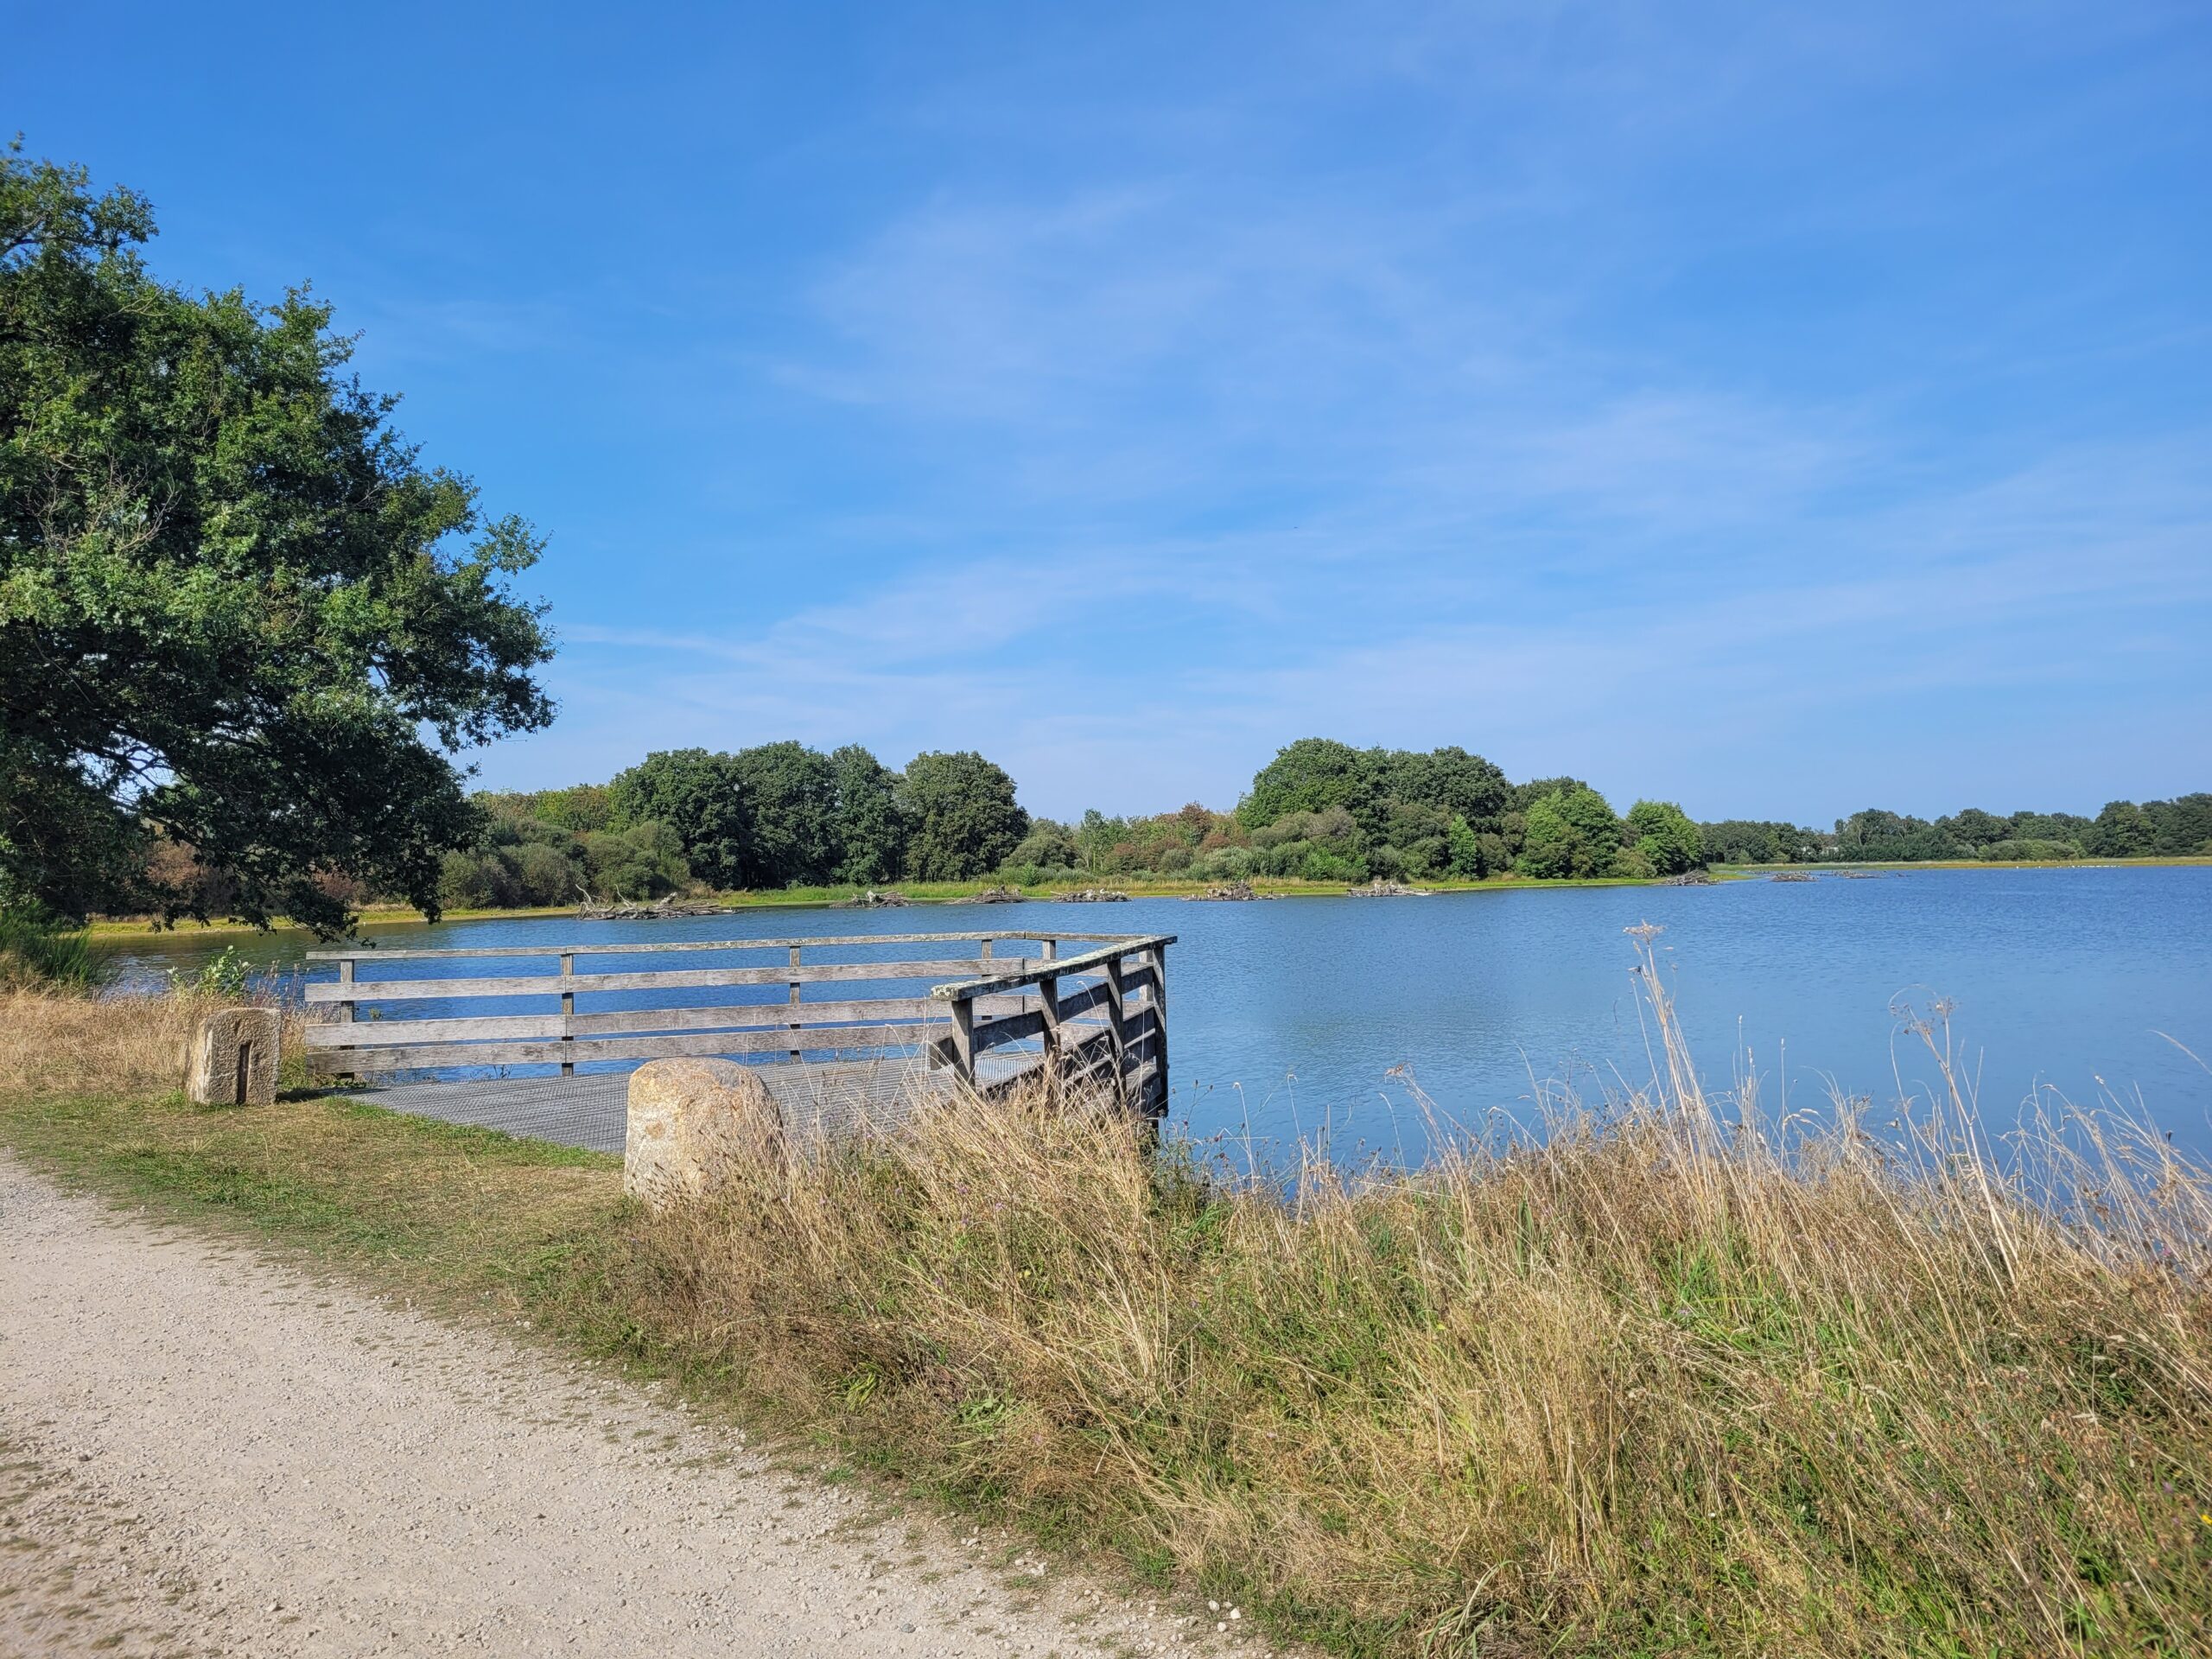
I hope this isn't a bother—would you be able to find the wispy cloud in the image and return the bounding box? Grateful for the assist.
[466,3,2210,820]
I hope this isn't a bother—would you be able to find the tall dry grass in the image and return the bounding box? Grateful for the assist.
[636,931,2212,1656]
[0,986,307,1099]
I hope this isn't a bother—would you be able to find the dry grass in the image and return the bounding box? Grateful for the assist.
[0,986,202,1098]
[0,985,311,1100]
[5,943,2209,1656]
[631,932,2212,1656]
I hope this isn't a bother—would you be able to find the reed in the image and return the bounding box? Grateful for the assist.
[635,931,2212,1656]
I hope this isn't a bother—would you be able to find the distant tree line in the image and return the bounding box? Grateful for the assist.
[1701,796,2212,866]
[1018,739,1708,887]
[116,734,2212,918]
[430,744,1029,906]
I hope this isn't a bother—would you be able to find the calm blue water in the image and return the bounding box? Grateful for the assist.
[96,866,2212,1161]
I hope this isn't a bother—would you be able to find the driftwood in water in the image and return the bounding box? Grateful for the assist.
[964,885,1027,905]
[835,889,911,909]
[1347,879,1430,897]
[1770,872,1817,882]
[575,892,729,920]
[1058,888,1130,903]
[1655,871,1715,887]
[1192,881,1264,902]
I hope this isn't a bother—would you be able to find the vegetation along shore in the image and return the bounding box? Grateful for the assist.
[68,733,2212,944]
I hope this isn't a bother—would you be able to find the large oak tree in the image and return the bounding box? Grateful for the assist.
[0,143,554,933]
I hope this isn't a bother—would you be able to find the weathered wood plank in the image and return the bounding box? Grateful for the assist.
[302,931,1152,963]
[972,1008,1046,1054]
[928,936,1177,1001]
[303,1021,945,1074]
[304,959,991,1003]
[304,1014,568,1047]
[1054,980,1112,1022]
[303,997,962,1047]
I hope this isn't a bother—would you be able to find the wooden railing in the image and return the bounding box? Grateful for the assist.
[302,931,1173,1115]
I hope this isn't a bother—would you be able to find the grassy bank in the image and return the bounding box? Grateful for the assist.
[3,957,2209,1656]
[80,855,2212,940]
[82,871,1719,939]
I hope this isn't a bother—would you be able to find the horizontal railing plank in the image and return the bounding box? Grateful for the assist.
[972,1009,1046,1053]
[304,1013,567,1046]
[1055,980,1112,1021]
[306,960,990,1004]
[303,931,1152,963]
[931,937,1176,1001]
[303,996,995,1049]
[305,1022,944,1073]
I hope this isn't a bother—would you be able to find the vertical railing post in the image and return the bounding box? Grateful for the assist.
[1036,936,1061,1096]
[787,944,803,1063]
[559,951,575,1076]
[950,993,976,1092]
[1103,950,1128,1107]
[1159,946,1176,1119]
[335,957,357,1081]
[1150,944,1169,1118]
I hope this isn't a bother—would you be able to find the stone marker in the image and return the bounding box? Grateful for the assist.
[623,1058,784,1210]
[185,1007,282,1107]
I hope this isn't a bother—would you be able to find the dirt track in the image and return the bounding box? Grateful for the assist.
[0,1154,1257,1657]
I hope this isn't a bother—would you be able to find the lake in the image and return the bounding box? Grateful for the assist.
[96,865,2212,1162]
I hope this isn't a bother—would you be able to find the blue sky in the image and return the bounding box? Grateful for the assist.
[11,2,2209,824]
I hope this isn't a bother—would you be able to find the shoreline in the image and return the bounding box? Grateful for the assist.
[78,855,2210,943]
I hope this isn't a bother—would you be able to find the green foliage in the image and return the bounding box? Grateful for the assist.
[0,143,553,934]
[0,908,99,988]
[1830,810,1962,863]
[1977,837,2082,862]
[1625,799,1706,875]
[1237,739,1368,826]
[730,741,839,887]
[1006,819,1078,871]
[898,751,1027,880]
[2090,799,2150,857]
[1516,786,1622,879]
[1240,741,1511,865]
[609,749,749,888]
[163,943,257,999]
[530,784,615,835]
[1446,813,1484,878]
[1935,806,2010,849]
[1699,819,1821,864]
[829,744,908,885]
[582,821,688,899]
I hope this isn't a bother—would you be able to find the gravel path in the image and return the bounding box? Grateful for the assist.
[0,1154,1263,1658]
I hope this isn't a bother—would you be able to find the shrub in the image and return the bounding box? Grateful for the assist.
[1188,846,1254,882]
[436,849,496,910]
[1007,821,1079,871]
[583,822,690,899]
[1979,837,2082,861]
[1626,799,1706,875]
[1516,786,1622,879]
[1298,847,1364,882]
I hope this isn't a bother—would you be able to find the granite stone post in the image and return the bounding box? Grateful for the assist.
[185,1007,282,1107]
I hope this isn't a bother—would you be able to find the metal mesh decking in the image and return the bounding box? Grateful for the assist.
[351,1052,1051,1154]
